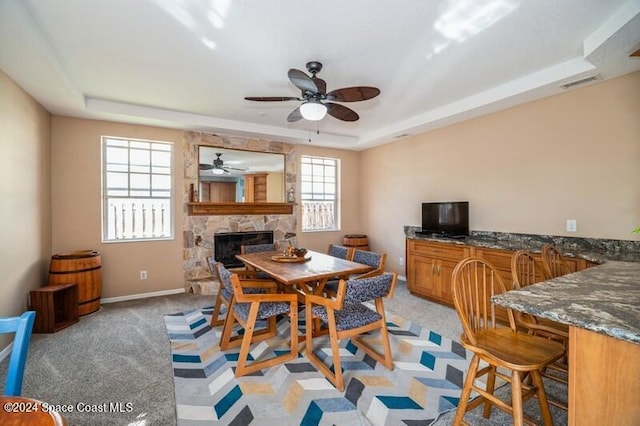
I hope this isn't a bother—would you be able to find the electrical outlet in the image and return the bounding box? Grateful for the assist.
[399,257,404,266]
[140,270,147,280]
[566,219,577,232]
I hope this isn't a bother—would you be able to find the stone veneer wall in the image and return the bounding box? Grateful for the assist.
[183,131,297,282]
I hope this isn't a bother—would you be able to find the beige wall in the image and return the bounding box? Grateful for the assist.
[360,72,640,275]
[294,145,362,253]
[51,117,184,298]
[0,70,51,337]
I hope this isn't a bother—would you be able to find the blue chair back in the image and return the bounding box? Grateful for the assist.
[216,263,234,301]
[242,243,276,254]
[344,273,395,304]
[352,249,384,269]
[0,311,36,396]
[328,244,352,260]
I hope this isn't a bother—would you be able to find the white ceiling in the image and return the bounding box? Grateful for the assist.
[1,0,639,150]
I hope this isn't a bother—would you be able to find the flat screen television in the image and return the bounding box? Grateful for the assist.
[419,201,469,238]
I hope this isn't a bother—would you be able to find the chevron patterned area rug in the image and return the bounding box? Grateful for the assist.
[164,306,471,425]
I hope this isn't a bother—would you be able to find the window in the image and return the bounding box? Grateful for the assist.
[301,156,339,232]
[102,136,173,242]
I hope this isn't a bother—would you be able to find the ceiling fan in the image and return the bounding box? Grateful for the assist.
[244,61,380,122]
[199,153,246,175]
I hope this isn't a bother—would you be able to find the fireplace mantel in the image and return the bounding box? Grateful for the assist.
[187,202,294,216]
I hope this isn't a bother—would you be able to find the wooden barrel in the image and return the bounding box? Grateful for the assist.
[343,234,369,251]
[48,250,102,316]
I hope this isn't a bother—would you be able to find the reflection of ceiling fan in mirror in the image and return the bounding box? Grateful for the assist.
[244,61,380,122]
[199,153,247,175]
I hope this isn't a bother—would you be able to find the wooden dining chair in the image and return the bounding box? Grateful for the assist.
[351,249,387,279]
[327,244,354,261]
[207,257,277,332]
[207,257,271,327]
[451,257,565,426]
[541,244,572,278]
[218,265,299,377]
[241,243,277,254]
[240,243,278,277]
[304,272,397,391]
[1,311,36,396]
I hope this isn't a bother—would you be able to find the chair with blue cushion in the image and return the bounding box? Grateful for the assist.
[240,243,277,278]
[351,249,387,279]
[219,267,299,377]
[241,243,277,254]
[304,272,397,391]
[327,244,354,261]
[324,249,387,296]
[1,311,36,396]
[211,261,276,341]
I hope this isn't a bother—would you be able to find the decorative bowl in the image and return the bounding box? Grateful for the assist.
[293,248,308,257]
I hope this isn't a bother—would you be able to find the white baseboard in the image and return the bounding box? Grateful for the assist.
[0,342,13,363]
[398,275,407,281]
[101,288,185,304]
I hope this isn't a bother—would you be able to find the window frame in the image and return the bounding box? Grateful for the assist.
[300,155,340,233]
[101,136,174,243]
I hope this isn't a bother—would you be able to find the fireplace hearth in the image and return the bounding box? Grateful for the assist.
[214,231,274,268]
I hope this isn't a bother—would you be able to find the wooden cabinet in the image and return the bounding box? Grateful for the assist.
[200,181,236,202]
[406,240,470,306]
[244,173,267,202]
[568,327,640,425]
[406,238,597,311]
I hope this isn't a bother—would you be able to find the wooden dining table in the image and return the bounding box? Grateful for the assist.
[235,249,373,294]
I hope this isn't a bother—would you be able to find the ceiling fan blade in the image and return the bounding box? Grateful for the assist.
[244,96,301,101]
[199,163,214,170]
[288,68,318,93]
[287,107,304,122]
[326,86,380,102]
[326,103,359,121]
[312,77,326,94]
[630,48,640,57]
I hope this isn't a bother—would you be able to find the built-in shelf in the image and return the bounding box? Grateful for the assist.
[187,202,294,216]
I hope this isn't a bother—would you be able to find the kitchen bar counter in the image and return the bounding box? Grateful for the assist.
[491,261,640,425]
[492,260,640,344]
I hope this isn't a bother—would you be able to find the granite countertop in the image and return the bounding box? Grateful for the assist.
[492,261,640,345]
[404,227,640,263]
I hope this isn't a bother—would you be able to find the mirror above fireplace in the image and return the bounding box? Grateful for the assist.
[190,146,292,216]
[198,147,285,203]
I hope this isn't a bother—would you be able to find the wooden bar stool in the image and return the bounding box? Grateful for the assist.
[451,257,565,425]
[512,250,569,409]
[541,244,572,278]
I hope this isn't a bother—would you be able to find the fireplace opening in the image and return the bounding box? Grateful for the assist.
[214,231,274,268]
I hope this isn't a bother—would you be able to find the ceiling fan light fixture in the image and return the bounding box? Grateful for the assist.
[212,168,225,175]
[300,100,327,121]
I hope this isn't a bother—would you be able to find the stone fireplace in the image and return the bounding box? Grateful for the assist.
[182,131,297,286]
